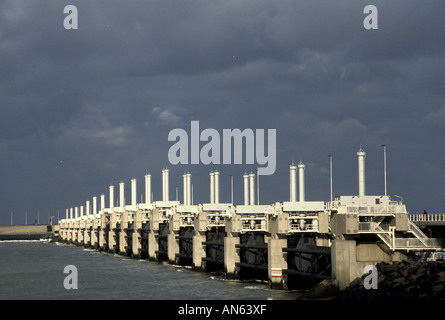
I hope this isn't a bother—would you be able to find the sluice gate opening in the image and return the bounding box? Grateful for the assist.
[138,223,149,259]
[236,233,268,281]
[155,223,169,262]
[283,236,332,289]
[202,228,225,272]
[176,227,194,266]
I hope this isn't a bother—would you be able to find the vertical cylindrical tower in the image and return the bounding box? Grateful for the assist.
[100,194,105,211]
[145,174,151,204]
[66,208,68,220]
[290,164,297,202]
[298,162,305,202]
[164,169,169,201]
[210,172,215,204]
[357,148,366,196]
[80,206,84,217]
[75,207,79,219]
[109,185,114,209]
[243,173,249,205]
[119,182,125,208]
[183,173,188,205]
[70,208,73,219]
[86,200,90,216]
[249,173,255,206]
[186,173,191,206]
[161,169,165,201]
[131,178,137,207]
[214,171,220,204]
[93,196,97,215]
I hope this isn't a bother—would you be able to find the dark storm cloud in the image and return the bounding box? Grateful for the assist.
[1,0,445,223]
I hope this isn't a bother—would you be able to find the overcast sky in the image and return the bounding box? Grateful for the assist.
[1,0,445,225]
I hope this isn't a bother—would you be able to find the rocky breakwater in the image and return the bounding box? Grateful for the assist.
[337,260,445,300]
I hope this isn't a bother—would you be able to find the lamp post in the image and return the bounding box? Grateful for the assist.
[382,144,387,196]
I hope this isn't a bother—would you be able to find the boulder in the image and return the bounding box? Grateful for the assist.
[336,260,445,300]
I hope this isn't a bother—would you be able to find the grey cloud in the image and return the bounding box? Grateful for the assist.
[1,0,445,224]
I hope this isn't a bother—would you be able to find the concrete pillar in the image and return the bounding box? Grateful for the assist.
[224,235,240,278]
[193,234,206,270]
[108,212,117,253]
[268,238,288,289]
[148,232,158,261]
[119,211,128,255]
[91,216,98,247]
[78,206,84,244]
[67,220,71,241]
[99,214,106,249]
[132,210,142,257]
[67,220,72,241]
[148,208,160,261]
[193,211,207,270]
[168,233,179,264]
[84,224,90,246]
[331,240,357,290]
[168,213,180,264]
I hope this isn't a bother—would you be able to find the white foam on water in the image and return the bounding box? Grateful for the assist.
[243,285,266,290]
[0,240,44,243]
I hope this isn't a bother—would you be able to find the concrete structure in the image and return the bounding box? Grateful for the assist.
[57,148,445,291]
[0,225,55,240]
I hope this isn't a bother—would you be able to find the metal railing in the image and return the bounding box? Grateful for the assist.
[206,214,225,227]
[394,238,443,249]
[240,214,267,232]
[358,221,390,233]
[289,221,318,232]
[179,214,195,227]
[331,204,407,215]
[409,214,445,222]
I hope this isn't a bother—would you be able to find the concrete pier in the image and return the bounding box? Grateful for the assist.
[224,235,240,277]
[57,160,445,291]
[148,208,159,261]
[268,238,287,289]
[168,213,180,264]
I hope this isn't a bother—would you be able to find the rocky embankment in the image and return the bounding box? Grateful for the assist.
[337,260,445,300]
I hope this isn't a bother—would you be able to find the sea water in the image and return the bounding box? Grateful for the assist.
[0,240,299,300]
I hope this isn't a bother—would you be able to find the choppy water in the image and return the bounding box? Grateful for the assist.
[0,240,299,300]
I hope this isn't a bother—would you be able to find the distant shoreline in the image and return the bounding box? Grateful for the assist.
[0,225,54,241]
